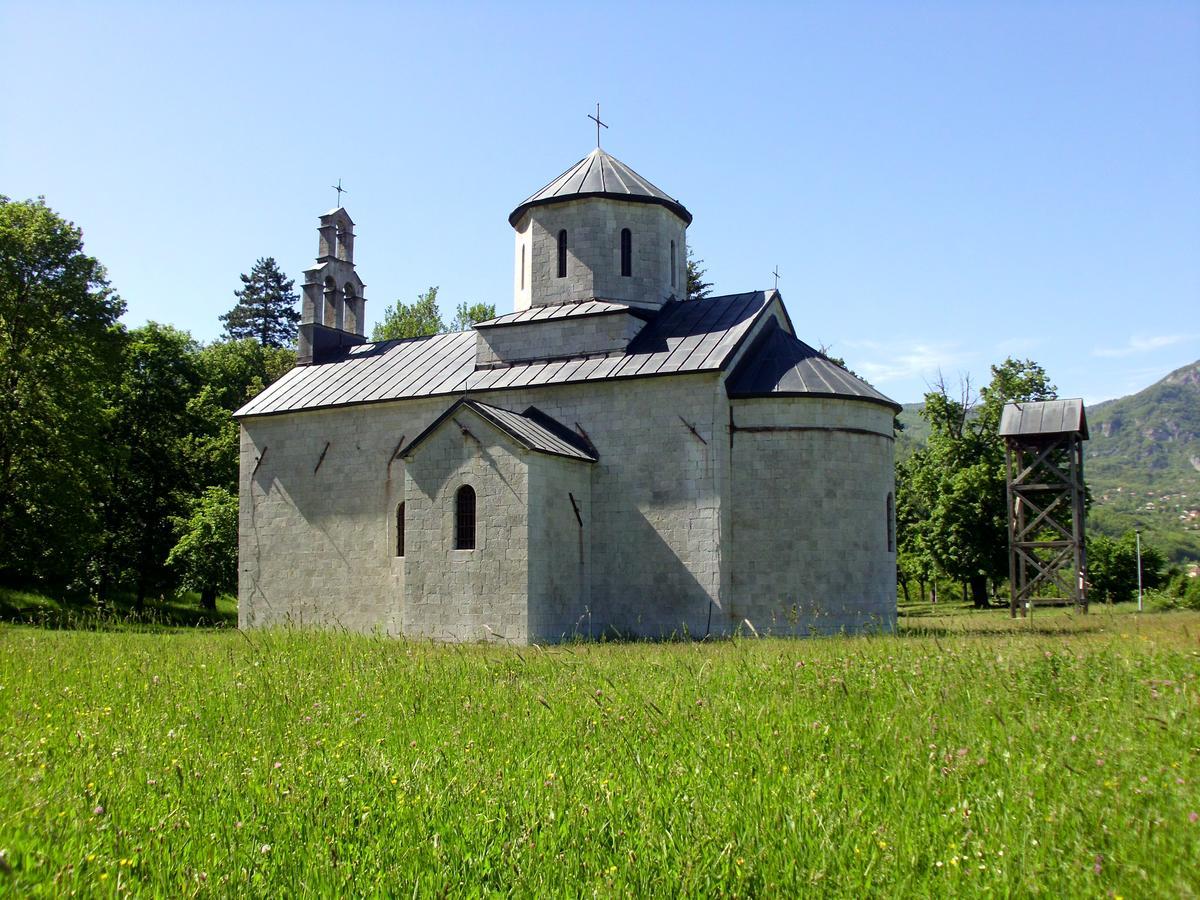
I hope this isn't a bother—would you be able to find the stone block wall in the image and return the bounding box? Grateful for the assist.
[238,397,447,633]
[475,311,647,366]
[402,411,531,642]
[527,453,592,641]
[519,198,687,309]
[238,345,897,643]
[486,374,725,638]
[726,397,897,635]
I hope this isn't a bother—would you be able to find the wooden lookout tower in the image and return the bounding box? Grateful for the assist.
[1000,399,1089,617]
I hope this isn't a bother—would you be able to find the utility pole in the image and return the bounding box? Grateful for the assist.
[1135,527,1144,612]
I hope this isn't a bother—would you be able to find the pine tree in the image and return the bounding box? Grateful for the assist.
[220,257,299,348]
[686,248,713,300]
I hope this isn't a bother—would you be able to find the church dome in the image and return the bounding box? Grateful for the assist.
[509,148,692,227]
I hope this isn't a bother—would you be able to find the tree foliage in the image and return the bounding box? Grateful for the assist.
[167,486,238,612]
[1,196,294,610]
[686,248,712,301]
[897,359,1057,607]
[1087,531,1164,603]
[372,286,444,341]
[219,257,299,348]
[0,197,126,586]
[450,301,496,332]
[96,323,204,604]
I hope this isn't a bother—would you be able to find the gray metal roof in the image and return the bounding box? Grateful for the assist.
[999,399,1088,439]
[725,318,901,411]
[400,399,597,463]
[235,291,776,418]
[475,299,643,329]
[509,148,693,227]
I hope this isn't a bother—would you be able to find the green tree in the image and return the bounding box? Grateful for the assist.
[372,286,444,341]
[0,196,125,587]
[1087,531,1165,603]
[167,486,238,612]
[219,257,299,348]
[450,301,496,331]
[97,323,203,606]
[904,360,1057,607]
[686,248,713,300]
[186,339,295,491]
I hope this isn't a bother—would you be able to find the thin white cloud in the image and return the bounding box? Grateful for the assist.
[851,342,971,386]
[1093,334,1198,358]
[993,336,1046,358]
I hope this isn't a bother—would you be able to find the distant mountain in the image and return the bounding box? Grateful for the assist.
[895,403,928,460]
[892,360,1200,562]
[1086,360,1200,562]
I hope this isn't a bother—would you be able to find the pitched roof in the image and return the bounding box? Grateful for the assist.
[235,291,775,418]
[475,299,643,329]
[999,399,1088,439]
[400,399,597,463]
[725,318,901,412]
[509,148,693,226]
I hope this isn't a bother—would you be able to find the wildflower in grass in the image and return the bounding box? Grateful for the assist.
[93,805,104,815]
[1093,854,1102,874]
[1189,812,1198,824]
[260,844,271,854]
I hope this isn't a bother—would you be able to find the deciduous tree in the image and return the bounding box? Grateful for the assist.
[450,301,496,331]
[167,486,238,612]
[0,196,125,587]
[372,286,444,341]
[903,359,1057,607]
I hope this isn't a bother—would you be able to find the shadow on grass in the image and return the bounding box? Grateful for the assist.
[896,619,1110,638]
[0,586,236,632]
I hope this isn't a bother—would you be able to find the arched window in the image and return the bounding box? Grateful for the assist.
[886,493,895,553]
[455,485,476,550]
[395,502,405,557]
[620,228,632,277]
[335,223,348,261]
[670,240,677,288]
[556,230,568,278]
[520,245,525,290]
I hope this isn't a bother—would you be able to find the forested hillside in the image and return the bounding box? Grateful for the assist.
[1086,360,1200,561]
[896,361,1200,562]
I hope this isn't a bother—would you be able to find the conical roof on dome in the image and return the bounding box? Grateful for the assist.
[509,148,692,227]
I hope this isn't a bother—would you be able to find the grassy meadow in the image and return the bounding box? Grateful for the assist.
[1,606,1198,896]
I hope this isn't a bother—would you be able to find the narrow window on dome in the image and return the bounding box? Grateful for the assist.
[620,228,632,277]
[395,502,405,557]
[520,245,525,290]
[455,485,476,550]
[671,240,676,288]
[557,230,567,278]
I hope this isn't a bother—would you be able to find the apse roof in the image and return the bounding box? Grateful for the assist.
[725,318,902,412]
[400,399,598,463]
[509,148,693,227]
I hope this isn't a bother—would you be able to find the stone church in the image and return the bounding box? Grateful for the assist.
[235,145,900,642]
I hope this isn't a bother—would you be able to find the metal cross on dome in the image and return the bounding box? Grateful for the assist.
[587,103,608,149]
[772,266,781,290]
[332,179,347,207]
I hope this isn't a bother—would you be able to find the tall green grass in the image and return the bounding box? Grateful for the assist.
[1,610,1197,896]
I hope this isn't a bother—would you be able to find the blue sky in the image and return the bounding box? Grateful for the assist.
[3,1,1197,404]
